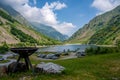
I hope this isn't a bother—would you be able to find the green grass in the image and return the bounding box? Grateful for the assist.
[1,53,120,80]
[0,60,9,63]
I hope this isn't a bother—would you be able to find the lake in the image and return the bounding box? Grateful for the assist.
[38,44,93,52]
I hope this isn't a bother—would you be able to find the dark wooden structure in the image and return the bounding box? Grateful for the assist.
[10,47,38,72]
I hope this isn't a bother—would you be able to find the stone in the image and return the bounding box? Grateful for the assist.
[36,62,65,74]
[0,66,8,76]
[76,51,85,58]
[45,54,55,59]
[8,62,27,73]
[37,54,46,58]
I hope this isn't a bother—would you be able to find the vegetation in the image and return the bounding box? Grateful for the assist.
[0,8,61,46]
[0,20,3,25]
[0,52,120,80]
[116,39,120,48]
[0,60,9,63]
[0,9,15,23]
[68,5,120,45]
[85,46,120,55]
[31,23,68,41]
[0,42,9,54]
[10,25,38,43]
[88,14,120,44]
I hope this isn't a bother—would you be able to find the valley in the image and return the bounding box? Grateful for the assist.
[0,1,120,80]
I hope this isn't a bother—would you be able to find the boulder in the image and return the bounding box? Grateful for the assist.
[54,53,61,57]
[0,66,8,76]
[45,54,55,59]
[76,51,85,58]
[37,54,46,58]
[36,62,65,74]
[8,62,27,73]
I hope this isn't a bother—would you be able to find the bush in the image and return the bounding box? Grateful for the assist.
[85,46,119,55]
[0,42,9,54]
[0,10,14,23]
[10,25,38,43]
[115,39,120,48]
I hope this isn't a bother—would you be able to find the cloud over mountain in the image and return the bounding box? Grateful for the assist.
[1,0,76,36]
[92,0,120,14]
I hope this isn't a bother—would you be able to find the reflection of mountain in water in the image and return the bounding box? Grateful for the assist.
[38,44,92,52]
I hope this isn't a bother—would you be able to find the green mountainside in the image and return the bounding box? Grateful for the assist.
[31,22,68,41]
[0,2,68,41]
[0,8,60,45]
[68,5,120,45]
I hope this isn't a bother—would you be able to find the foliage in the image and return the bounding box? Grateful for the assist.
[0,42,9,54]
[31,23,68,41]
[0,60,9,63]
[0,20,3,25]
[0,9,15,23]
[88,14,120,44]
[1,52,120,80]
[10,25,38,43]
[115,39,120,48]
[85,46,120,55]
[68,5,120,45]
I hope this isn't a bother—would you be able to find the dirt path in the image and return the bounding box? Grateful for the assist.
[59,52,77,60]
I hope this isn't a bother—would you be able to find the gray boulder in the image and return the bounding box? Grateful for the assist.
[45,54,55,59]
[76,51,85,58]
[36,62,65,74]
[37,54,46,58]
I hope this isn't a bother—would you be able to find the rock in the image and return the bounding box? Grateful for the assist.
[37,54,46,58]
[8,62,27,73]
[54,53,61,57]
[76,51,85,58]
[0,57,4,61]
[45,54,55,59]
[36,62,65,74]
[0,66,8,76]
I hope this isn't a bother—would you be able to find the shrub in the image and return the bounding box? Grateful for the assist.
[0,42,9,54]
[10,25,38,43]
[85,46,119,55]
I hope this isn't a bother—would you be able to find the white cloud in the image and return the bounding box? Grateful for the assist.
[92,0,120,14]
[49,1,67,10]
[1,0,76,36]
[54,22,77,36]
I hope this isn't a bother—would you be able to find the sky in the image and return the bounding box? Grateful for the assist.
[1,0,120,36]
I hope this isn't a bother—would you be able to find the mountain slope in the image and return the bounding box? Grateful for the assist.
[31,22,68,41]
[68,5,120,45]
[0,8,60,45]
[0,2,29,25]
[0,2,68,41]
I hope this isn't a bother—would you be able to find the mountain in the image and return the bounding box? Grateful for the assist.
[31,22,68,41]
[68,5,120,45]
[0,5,60,45]
[0,2,68,41]
[0,2,29,25]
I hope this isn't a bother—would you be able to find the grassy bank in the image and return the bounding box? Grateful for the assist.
[1,52,120,80]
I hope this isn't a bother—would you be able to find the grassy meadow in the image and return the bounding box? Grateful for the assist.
[1,52,120,80]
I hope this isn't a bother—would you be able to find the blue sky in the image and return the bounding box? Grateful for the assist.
[1,0,120,36]
[29,0,96,27]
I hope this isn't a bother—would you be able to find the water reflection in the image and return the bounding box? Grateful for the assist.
[38,44,93,52]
